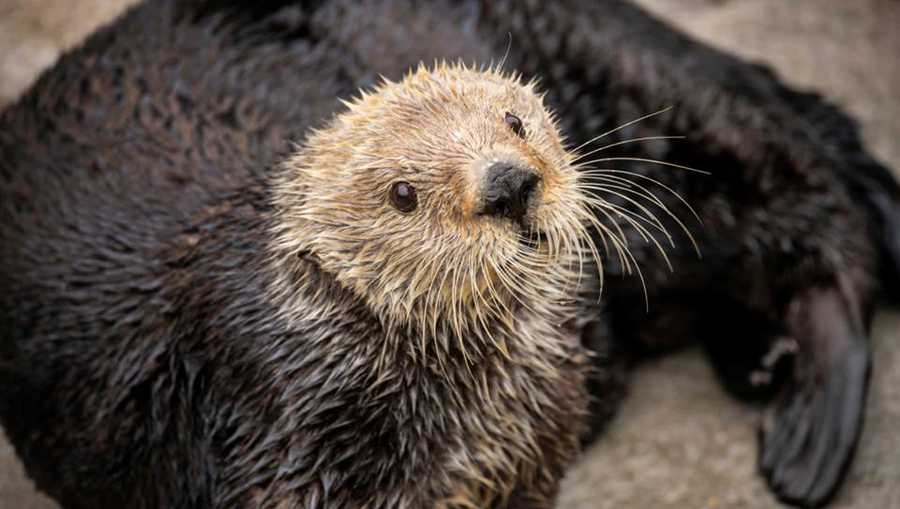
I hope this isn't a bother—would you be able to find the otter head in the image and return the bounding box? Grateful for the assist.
[274,63,600,345]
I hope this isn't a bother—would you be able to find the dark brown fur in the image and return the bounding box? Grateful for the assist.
[0,3,594,508]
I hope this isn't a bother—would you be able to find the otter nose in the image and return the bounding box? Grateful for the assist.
[479,163,540,222]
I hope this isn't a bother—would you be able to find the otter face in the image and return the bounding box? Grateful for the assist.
[276,64,597,340]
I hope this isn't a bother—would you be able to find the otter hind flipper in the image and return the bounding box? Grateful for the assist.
[759,286,871,509]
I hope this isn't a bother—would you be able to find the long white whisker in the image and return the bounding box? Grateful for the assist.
[581,193,673,272]
[579,168,703,225]
[579,168,703,256]
[577,206,649,309]
[573,135,684,164]
[579,184,673,244]
[570,106,675,154]
[576,156,709,175]
[584,174,701,256]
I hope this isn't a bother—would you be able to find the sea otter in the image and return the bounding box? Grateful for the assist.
[2,57,602,507]
[2,1,899,508]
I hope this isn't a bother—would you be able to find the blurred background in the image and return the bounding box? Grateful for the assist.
[1,1,898,507]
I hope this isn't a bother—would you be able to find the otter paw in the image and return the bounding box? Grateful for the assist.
[758,342,869,508]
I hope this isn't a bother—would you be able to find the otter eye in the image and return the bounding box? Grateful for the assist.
[504,112,526,139]
[389,181,418,213]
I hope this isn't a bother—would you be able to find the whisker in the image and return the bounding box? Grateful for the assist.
[572,135,684,164]
[576,206,649,309]
[576,156,709,175]
[573,219,604,295]
[468,260,509,357]
[584,174,701,256]
[578,168,703,225]
[578,185,673,244]
[497,32,513,71]
[582,193,674,272]
[578,203,635,274]
[569,106,675,154]
[492,252,541,317]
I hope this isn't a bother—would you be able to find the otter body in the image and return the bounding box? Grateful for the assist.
[0,178,586,509]
[1,2,598,505]
[2,1,899,508]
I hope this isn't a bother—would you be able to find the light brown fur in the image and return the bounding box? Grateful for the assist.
[271,63,600,360]
[261,63,605,506]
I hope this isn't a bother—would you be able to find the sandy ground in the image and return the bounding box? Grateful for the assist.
[1,1,898,508]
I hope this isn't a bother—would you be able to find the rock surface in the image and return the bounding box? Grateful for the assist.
[1,1,898,508]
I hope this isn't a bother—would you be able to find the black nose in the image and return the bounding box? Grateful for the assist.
[479,163,540,222]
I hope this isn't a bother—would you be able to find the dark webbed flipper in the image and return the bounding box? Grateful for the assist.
[760,287,871,508]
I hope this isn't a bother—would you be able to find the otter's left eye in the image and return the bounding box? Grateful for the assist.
[390,181,418,213]
[504,112,526,139]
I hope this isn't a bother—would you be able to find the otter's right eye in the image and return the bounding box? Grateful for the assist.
[390,181,418,213]
[504,112,526,139]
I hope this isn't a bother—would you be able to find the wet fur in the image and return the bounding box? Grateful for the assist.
[1,1,899,508]
[0,14,593,509]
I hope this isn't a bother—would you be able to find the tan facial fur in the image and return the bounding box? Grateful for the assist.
[272,63,596,348]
